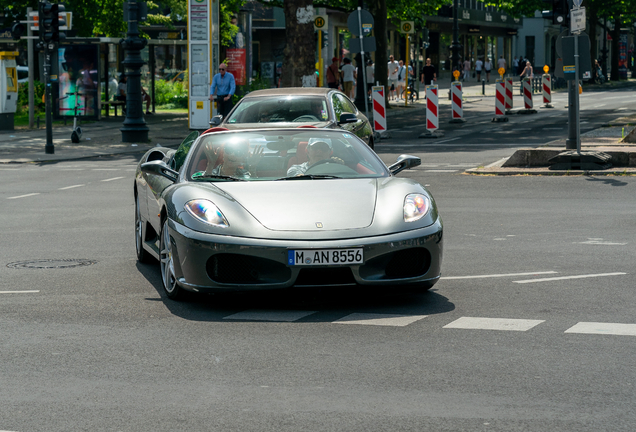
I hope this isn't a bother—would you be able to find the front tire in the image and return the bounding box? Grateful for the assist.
[160,219,185,300]
[135,194,152,263]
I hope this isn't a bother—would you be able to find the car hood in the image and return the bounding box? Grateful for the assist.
[216,179,377,231]
[221,121,333,130]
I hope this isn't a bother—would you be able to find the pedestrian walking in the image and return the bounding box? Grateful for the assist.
[340,57,357,99]
[209,63,236,118]
[420,58,437,87]
[326,57,340,89]
[512,57,519,75]
[517,57,527,76]
[365,59,375,99]
[387,55,399,100]
[475,58,483,82]
[396,60,406,101]
[463,58,471,81]
[484,57,493,82]
[497,56,506,72]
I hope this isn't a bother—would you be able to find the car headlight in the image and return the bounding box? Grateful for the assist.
[185,199,229,228]
[403,194,430,222]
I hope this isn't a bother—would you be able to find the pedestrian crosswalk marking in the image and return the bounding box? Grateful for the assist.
[443,317,544,331]
[334,313,427,327]
[223,310,316,322]
[565,322,636,336]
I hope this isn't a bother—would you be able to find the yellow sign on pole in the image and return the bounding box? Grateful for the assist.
[498,67,505,78]
[314,15,327,30]
[401,21,415,34]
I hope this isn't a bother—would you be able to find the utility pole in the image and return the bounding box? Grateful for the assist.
[27,7,35,129]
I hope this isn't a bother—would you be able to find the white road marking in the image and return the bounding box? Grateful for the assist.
[7,193,40,200]
[58,184,85,190]
[565,322,636,336]
[513,272,627,284]
[0,290,39,294]
[101,176,124,182]
[223,310,316,322]
[424,169,458,173]
[334,313,427,327]
[441,271,557,280]
[92,168,120,171]
[444,317,544,331]
[576,238,627,245]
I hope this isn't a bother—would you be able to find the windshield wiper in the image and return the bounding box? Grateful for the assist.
[193,174,245,181]
[277,174,341,181]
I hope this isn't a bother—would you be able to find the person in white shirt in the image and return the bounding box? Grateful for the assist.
[387,55,399,100]
[475,58,483,82]
[365,60,374,99]
[340,57,357,99]
[463,59,471,81]
[497,56,506,72]
[484,57,493,82]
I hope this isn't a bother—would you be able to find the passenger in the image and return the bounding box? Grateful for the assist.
[287,140,342,176]
[193,138,263,179]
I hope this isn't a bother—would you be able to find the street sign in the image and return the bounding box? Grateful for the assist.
[562,33,591,80]
[572,0,583,7]
[347,10,373,36]
[400,21,415,34]
[349,36,376,54]
[570,7,585,33]
[313,15,327,31]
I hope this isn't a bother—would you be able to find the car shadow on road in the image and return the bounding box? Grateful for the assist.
[584,175,629,187]
[136,262,455,323]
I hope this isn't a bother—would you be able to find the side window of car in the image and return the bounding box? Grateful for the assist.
[332,94,343,120]
[337,94,357,114]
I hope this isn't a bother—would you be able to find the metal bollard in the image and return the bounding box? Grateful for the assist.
[482,79,486,95]
[36,116,40,128]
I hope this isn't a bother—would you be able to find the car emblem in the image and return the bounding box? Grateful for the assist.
[316,222,323,228]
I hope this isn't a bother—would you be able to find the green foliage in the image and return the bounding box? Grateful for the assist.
[16,80,45,115]
[154,79,188,108]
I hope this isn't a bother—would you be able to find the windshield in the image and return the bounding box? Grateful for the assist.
[225,96,330,124]
[187,130,389,182]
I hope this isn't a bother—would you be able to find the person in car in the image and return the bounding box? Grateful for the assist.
[193,139,263,179]
[287,140,342,177]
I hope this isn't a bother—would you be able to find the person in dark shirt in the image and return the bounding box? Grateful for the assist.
[420,58,437,86]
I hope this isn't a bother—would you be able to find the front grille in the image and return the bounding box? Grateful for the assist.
[294,267,356,286]
[385,248,431,278]
[206,254,291,284]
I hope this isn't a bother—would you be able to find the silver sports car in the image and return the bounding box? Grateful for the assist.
[134,128,443,300]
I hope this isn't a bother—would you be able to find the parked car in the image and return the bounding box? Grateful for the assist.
[17,66,29,84]
[134,128,443,300]
[210,88,375,149]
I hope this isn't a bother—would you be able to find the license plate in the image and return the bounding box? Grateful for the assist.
[288,248,363,266]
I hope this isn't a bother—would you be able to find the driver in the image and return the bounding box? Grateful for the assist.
[193,138,263,179]
[286,140,342,177]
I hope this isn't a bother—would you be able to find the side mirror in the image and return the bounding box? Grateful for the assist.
[338,112,357,125]
[209,115,223,126]
[141,160,179,183]
[388,154,421,175]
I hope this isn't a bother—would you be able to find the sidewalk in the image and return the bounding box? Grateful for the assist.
[0,112,188,164]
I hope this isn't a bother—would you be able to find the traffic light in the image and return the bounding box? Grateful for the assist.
[542,0,568,25]
[10,22,25,40]
[51,3,66,42]
[39,2,66,44]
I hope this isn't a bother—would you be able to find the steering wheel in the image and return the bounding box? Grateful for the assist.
[304,160,358,176]
[293,114,320,122]
[304,159,332,172]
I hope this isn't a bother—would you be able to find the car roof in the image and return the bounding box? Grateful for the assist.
[243,88,334,98]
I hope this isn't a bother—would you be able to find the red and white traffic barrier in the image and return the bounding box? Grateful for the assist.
[523,77,533,109]
[542,74,553,108]
[419,84,443,138]
[372,86,387,132]
[492,79,508,122]
[426,84,439,131]
[505,78,513,113]
[450,81,465,123]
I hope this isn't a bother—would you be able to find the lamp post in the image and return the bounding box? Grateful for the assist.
[120,0,149,143]
[450,0,462,74]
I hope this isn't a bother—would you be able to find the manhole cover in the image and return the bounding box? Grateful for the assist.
[7,259,97,269]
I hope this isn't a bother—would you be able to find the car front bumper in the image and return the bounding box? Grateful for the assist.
[168,218,443,292]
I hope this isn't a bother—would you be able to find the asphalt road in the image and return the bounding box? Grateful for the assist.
[1,87,636,431]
